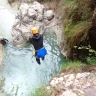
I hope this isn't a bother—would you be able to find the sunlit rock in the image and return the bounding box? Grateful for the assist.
[67,74,75,81]
[46,86,51,90]
[12,1,54,47]
[19,3,29,16]
[48,72,96,96]
[57,77,63,82]
[45,10,54,21]
[50,80,56,87]
[28,8,37,19]
[60,90,78,96]
[76,72,90,80]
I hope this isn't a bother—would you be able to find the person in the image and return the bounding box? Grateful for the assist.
[0,36,9,46]
[29,27,47,65]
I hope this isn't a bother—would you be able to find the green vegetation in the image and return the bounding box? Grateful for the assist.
[63,0,96,58]
[61,56,96,73]
[61,61,82,69]
[61,60,84,72]
[64,21,90,48]
[86,57,96,65]
[31,87,50,96]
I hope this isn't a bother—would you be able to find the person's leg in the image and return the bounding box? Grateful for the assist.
[35,52,41,65]
[42,57,45,60]
[36,58,41,65]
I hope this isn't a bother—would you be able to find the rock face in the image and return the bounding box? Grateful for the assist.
[47,72,96,96]
[12,1,54,47]
[8,0,15,4]
[89,8,96,50]
[8,0,43,4]
[0,45,3,66]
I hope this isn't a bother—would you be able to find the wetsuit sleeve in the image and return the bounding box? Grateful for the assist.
[29,37,33,44]
[3,39,9,42]
[0,39,7,45]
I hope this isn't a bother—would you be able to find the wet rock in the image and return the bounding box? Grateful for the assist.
[12,1,54,47]
[0,45,3,66]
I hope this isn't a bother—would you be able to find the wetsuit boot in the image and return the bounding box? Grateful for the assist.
[42,57,45,60]
[36,58,41,65]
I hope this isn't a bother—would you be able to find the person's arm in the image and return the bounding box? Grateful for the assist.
[29,37,32,43]
[29,37,31,41]
[3,38,9,42]
[0,39,7,45]
[0,40,1,44]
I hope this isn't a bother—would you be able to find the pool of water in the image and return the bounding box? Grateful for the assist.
[0,32,65,96]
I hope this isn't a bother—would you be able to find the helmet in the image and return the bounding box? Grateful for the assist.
[0,36,3,40]
[31,27,39,34]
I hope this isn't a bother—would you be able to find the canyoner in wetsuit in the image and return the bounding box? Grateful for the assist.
[0,36,9,46]
[29,27,47,65]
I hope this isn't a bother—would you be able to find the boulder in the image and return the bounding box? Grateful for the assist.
[12,1,54,47]
[49,72,96,96]
[45,10,54,21]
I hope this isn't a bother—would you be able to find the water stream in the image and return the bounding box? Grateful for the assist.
[0,0,66,96]
[0,0,17,41]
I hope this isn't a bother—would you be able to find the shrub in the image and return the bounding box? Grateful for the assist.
[31,87,50,96]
